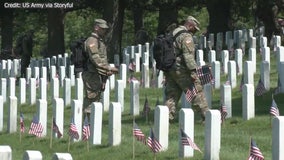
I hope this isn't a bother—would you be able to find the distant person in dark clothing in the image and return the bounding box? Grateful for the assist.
[15,30,34,78]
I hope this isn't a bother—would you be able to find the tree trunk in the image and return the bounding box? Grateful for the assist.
[0,9,14,54]
[103,0,125,63]
[206,0,231,34]
[133,7,144,34]
[157,6,178,35]
[256,0,278,43]
[47,9,65,57]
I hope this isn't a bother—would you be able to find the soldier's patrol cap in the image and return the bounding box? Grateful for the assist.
[94,19,109,29]
[186,16,200,31]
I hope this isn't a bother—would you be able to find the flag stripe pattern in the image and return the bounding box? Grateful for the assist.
[128,61,136,72]
[82,117,90,141]
[28,116,43,137]
[220,104,228,123]
[180,129,202,153]
[255,79,267,96]
[53,118,62,138]
[133,122,145,144]
[128,74,138,83]
[68,118,79,140]
[248,138,264,160]
[270,98,280,117]
[147,128,162,153]
[20,113,25,133]
[185,85,198,102]
[196,65,213,85]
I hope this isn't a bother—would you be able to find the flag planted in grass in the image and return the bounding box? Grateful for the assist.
[53,118,62,138]
[128,60,136,72]
[180,129,202,153]
[255,79,267,96]
[28,116,43,137]
[147,128,162,153]
[128,74,138,83]
[248,138,264,160]
[133,122,145,144]
[82,117,90,141]
[270,98,280,117]
[68,118,79,140]
[219,103,227,123]
[20,112,25,133]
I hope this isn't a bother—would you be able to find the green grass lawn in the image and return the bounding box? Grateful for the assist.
[0,52,283,160]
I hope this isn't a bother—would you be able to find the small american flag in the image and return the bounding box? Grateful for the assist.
[52,118,62,138]
[28,116,43,137]
[128,60,136,72]
[147,128,162,153]
[68,118,79,140]
[248,138,264,160]
[128,74,138,83]
[270,98,280,117]
[142,96,150,116]
[224,78,231,85]
[82,117,90,141]
[195,65,213,85]
[185,85,198,102]
[220,104,228,123]
[133,122,145,144]
[180,129,202,153]
[20,113,25,133]
[255,79,266,96]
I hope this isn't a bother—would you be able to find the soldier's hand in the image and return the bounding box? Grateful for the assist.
[110,67,119,74]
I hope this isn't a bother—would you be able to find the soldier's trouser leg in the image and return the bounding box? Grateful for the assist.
[82,71,102,121]
[164,74,182,120]
[190,72,209,120]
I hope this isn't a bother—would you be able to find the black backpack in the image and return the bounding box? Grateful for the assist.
[70,37,88,73]
[153,30,188,72]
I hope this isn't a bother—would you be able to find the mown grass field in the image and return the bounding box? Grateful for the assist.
[0,52,283,160]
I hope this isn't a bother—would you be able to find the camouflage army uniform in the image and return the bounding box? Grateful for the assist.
[164,25,209,120]
[82,32,110,113]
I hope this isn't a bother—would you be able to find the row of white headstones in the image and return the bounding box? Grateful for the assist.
[1,28,284,159]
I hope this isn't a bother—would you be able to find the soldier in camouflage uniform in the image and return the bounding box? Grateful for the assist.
[164,16,209,121]
[82,19,118,118]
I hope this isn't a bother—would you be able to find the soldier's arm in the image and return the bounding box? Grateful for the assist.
[86,37,110,72]
[181,35,198,70]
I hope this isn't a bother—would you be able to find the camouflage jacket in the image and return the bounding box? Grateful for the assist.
[172,26,197,71]
[84,32,110,75]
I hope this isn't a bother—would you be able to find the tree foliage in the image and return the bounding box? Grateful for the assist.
[1,0,284,61]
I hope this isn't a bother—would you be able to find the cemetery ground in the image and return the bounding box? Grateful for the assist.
[0,54,283,160]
